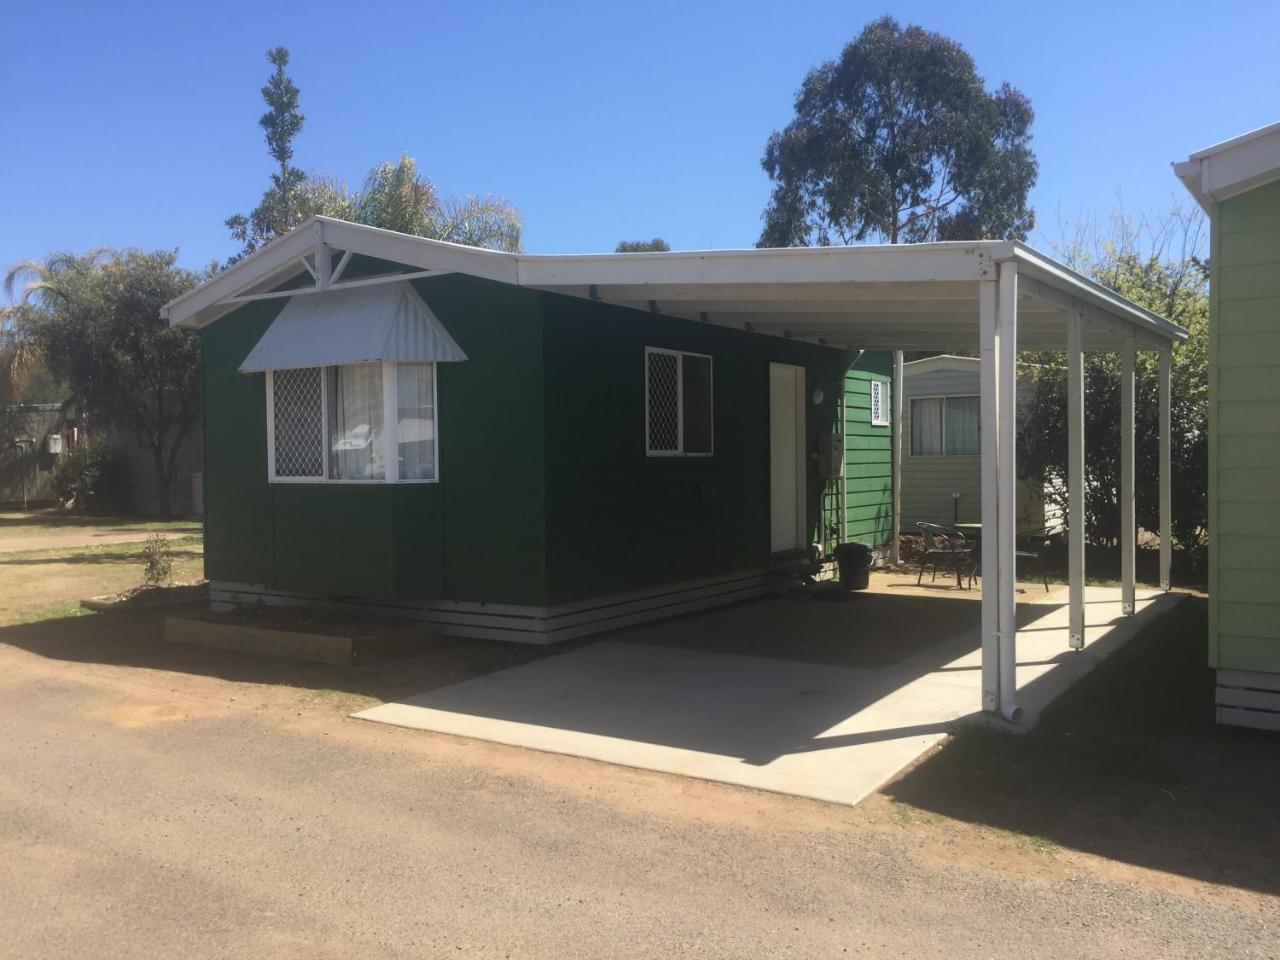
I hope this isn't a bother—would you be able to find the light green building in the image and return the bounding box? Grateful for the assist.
[1177,122,1280,730]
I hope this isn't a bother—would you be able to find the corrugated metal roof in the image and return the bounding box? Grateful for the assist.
[238,281,468,373]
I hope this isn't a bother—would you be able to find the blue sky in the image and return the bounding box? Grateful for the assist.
[2,0,1275,273]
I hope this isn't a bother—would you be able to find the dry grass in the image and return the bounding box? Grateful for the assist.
[0,536,204,627]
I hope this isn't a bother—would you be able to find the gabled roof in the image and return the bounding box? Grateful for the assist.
[165,216,1187,353]
[902,354,978,375]
[1174,121,1280,211]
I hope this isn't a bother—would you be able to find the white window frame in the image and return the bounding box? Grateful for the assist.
[908,393,980,458]
[869,379,890,427]
[265,361,440,484]
[644,346,714,457]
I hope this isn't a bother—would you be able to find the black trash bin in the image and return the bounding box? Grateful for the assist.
[834,542,874,590]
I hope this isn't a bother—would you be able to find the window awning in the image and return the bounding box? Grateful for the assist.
[238,280,467,373]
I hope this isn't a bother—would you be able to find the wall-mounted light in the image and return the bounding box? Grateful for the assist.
[811,387,825,405]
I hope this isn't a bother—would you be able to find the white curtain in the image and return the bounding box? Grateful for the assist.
[911,397,944,455]
[328,363,385,480]
[396,363,436,480]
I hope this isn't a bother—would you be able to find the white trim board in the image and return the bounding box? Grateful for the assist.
[1175,120,1280,211]
[208,569,772,645]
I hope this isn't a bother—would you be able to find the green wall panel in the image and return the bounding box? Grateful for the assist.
[200,274,547,606]
[841,358,894,544]
[199,301,278,586]
[540,293,852,604]
[1210,179,1280,671]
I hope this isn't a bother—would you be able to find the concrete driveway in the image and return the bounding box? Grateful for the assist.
[357,582,1183,805]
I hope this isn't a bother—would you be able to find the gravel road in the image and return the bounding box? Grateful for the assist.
[0,632,1274,959]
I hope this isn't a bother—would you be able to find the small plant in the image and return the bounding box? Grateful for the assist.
[140,532,174,587]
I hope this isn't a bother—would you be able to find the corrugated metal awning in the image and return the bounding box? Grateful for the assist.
[238,281,467,373]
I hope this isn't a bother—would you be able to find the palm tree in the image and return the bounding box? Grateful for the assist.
[1,250,114,404]
[300,155,523,252]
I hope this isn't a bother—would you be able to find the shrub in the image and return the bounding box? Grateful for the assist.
[140,532,174,587]
[50,439,126,513]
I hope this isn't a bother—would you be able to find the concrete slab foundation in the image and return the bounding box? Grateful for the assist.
[356,586,1184,806]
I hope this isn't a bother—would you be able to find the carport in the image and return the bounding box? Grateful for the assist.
[516,236,1188,721]
[168,219,1189,722]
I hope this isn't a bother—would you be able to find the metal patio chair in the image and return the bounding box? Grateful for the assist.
[966,526,1054,592]
[1016,527,1054,592]
[916,522,974,589]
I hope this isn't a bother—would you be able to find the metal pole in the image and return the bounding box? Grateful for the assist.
[979,278,1000,714]
[890,350,903,565]
[1067,311,1086,649]
[997,261,1021,722]
[1120,337,1136,615]
[1159,348,1172,591]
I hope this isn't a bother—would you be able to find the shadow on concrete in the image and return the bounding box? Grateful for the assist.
[883,596,1280,896]
[370,592,1063,768]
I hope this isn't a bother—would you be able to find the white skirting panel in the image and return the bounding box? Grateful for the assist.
[1216,669,1280,732]
[208,569,773,645]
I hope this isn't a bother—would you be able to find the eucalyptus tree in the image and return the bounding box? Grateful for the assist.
[615,238,671,253]
[759,16,1038,247]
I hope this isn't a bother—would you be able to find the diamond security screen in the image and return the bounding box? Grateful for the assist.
[870,380,889,426]
[646,350,680,453]
[272,367,324,477]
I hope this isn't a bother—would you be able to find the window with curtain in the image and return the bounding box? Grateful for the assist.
[396,363,436,481]
[328,363,385,480]
[945,396,980,455]
[910,395,979,457]
[910,397,944,455]
[267,362,438,483]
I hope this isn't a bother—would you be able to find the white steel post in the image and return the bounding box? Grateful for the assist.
[979,279,1000,714]
[1159,348,1172,592]
[891,349,904,566]
[1067,311,1086,650]
[1121,336,1136,615]
[997,261,1021,722]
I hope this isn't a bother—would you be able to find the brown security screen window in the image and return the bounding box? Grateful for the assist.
[645,347,713,456]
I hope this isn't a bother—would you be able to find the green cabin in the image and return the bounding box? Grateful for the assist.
[1177,122,1280,729]
[170,219,894,642]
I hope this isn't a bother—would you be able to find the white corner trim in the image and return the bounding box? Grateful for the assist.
[1175,120,1280,211]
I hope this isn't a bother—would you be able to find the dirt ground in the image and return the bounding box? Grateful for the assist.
[0,528,1274,957]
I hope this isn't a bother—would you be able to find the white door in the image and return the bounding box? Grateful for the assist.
[769,363,806,554]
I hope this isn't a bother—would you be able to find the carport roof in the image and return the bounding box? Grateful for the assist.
[165,216,1187,353]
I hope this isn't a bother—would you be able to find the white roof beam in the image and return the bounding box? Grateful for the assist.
[535,280,982,302]
[518,245,990,287]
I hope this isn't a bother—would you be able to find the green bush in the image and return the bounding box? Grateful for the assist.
[140,532,174,587]
[50,439,126,513]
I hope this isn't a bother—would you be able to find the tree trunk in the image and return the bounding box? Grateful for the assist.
[151,442,172,519]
